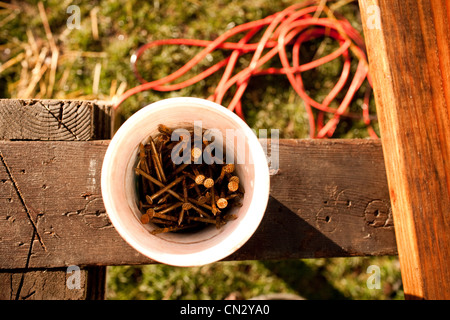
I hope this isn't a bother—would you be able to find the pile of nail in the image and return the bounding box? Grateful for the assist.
[135,124,244,235]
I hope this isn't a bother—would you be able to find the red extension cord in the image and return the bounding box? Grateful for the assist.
[114,1,378,139]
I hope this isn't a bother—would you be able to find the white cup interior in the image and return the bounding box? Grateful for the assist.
[101,97,269,266]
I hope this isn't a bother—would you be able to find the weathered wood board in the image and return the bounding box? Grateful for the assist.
[0,139,396,269]
[0,266,105,300]
[0,99,111,141]
[0,99,110,299]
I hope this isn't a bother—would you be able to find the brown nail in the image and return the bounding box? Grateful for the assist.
[182,177,188,202]
[158,124,173,136]
[216,197,228,209]
[149,136,167,183]
[191,147,202,161]
[197,194,209,204]
[215,164,234,184]
[228,180,239,192]
[202,178,213,189]
[136,168,185,202]
[210,182,218,215]
[140,213,150,224]
[148,207,176,222]
[157,202,183,215]
[229,175,239,184]
[152,212,178,222]
[186,199,213,218]
[187,216,216,224]
[151,224,199,235]
[192,167,205,185]
[167,163,189,180]
[178,208,185,226]
[146,175,184,204]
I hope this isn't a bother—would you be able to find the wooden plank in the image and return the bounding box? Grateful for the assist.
[0,139,396,269]
[0,99,110,300]
[0,266,105,300]
[359,0,450,299]
[0,268,86,300]
[0,99,111,141]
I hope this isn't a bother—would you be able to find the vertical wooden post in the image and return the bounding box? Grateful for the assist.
[359,0,450,299]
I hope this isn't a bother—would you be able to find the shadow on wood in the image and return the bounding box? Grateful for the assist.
[230,196,349,261]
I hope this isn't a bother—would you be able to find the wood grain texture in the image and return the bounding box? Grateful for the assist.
[0,268,87,300]
[359,0,450,299]
[0,139,396,269]
[0,266,105,300]
[0,99,111,141]
[0,99,110,300]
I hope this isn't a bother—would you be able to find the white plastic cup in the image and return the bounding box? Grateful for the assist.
[101,97,270,266]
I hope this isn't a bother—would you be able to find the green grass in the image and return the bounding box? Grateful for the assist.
[106,257,403,300]
[0,0,377,137]
[0,0,399,300]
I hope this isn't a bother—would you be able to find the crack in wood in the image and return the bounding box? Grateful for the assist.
[21,290,36,300]
[0,151,46,250]
[0,158,47,299]
[9,274,13,300]
[58,104,64,129]
[40,102,80,141]
[14,228,36,300]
